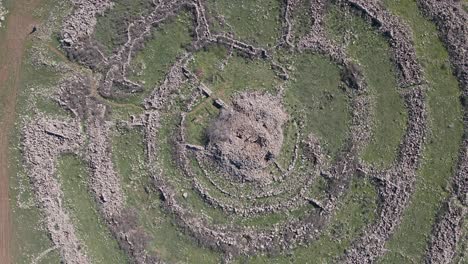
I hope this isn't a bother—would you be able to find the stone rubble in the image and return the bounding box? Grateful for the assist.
[21,0,467,262]
[207,92,288,183]
[340,0,424,87]
[61,0,114,46]
[85,99,124,220]
[418,1,468,263]
[23,117,89,264]
[343,86,428,263]
[280,0,300,47]
[427,198,467,264]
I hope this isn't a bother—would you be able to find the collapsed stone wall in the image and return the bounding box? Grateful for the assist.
[340,0,423,87]
[343,86,428,263]
[417,1,468,263]
[280,0,300,47]
[139,1,375,256]
[23,117,89,264]
[21,0,468,262]
[427,198,467,264]
[61,0,114,46]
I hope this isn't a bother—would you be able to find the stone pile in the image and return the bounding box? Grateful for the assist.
[138,1,375,254]
[21,0,465,262]
[61,0,113,46]
[207,92,288,183]
[23,117,89,264]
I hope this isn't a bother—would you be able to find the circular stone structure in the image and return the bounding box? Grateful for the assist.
[21,0,467,262]
[207,92,287,182]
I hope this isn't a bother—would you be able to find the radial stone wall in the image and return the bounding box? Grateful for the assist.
[18,0,468,263]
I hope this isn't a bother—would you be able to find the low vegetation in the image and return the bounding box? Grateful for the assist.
[8,0,467,263]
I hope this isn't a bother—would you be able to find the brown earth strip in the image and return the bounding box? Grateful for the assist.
[0,0,41,263]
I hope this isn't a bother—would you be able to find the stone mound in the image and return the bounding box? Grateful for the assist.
[207,92,287,182]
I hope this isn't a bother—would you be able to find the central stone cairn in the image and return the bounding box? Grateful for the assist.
[207,92,288,183]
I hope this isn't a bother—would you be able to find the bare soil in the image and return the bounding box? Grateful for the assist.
[0,0,41,263]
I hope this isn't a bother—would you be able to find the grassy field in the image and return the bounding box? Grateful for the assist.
[112,125,223,263]
[6,0,467,263]
[205,0,282,47]
[284,51,351,159]
[57,154,129,264]
[242,177,377,263]
[190,45,281,100]
[291,0,313,43]
[126,10,193,105]
[94,0,154,55]
[326,5,407,169]
[378,1,464,262]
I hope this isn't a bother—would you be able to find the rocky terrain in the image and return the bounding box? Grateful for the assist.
[0,0,7,28]
[7,0,467,263]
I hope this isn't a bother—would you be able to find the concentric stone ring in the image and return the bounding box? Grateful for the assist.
[14,0,467,263]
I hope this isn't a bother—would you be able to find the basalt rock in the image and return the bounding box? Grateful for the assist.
[207,92,287,183]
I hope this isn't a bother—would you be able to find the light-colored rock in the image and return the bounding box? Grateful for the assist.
[0,0,8,28]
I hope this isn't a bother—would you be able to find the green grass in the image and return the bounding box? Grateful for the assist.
[9,23,63,264]
[7,1,83,262]
[235,206,314,228]
[454,216,468,263]
[185,44,282,145]
[189,44,229,82]
[291,0,312,42]
[94,0,154,54]
[191,45,281,101]
[284,51,351,159]
[307,177,330,202]
[377,1,464,262]
[112,125,223,263]
[242,177,378,263]
[57,154,128,264]
[9,48,65,264]
[275,119,298,168]
[185,101,219,145]
[206,0,282,47]
[326,5,407,169]
[9,160,61,264]
[126,11,193,105]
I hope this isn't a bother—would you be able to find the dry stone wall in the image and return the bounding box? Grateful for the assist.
[19,0,468,263]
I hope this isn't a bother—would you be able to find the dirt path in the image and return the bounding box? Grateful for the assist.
[0,0,42,263]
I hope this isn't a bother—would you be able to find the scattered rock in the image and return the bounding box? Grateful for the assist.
[0,0,8,28]
[207,92,287,183]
